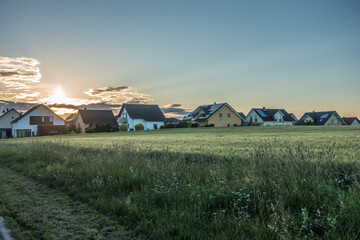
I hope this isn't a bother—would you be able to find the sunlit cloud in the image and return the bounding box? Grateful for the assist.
[0,56,41,102]
[84,86,153,105]
[161,104,191,119]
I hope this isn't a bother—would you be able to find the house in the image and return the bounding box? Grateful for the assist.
[183,102,244,127]
[246,107,296,126]
[296,111,346,126]
[0,108,21,139]
[11,104,65,138]
[238,112,248,126]
[65,113,76,129]
[165,117,180,124]
[342,117,360,126]
[75,109,118,133]
[117,104,165,130]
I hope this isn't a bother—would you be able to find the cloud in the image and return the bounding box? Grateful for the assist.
[0,56,41,102]
[84,86,153,105]
[161,104,192,119]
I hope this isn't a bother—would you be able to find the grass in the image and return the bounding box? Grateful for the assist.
[0,126,359,239]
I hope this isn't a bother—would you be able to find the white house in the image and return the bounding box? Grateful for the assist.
[117,104,165,131]
[342,117,360,126]
[11,104,65,138]
[0,108,21,139]
[296,111,346,126]
[246,107,296,126]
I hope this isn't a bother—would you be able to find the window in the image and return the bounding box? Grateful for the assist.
[153,124,158,129]
[331,119,335,125]
[42,116,44,122]
[49,116,53,122]
[219,113,223,122]
[227,113,231,122]
[255,116,258,122]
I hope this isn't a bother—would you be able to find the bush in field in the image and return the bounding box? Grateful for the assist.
[176,121,190,128]
[119,123,127,131]
[135,123,144,131]
[165,123,176,128]
[111,125,119,132]
[191,123,199,128]
[85,127,96,133]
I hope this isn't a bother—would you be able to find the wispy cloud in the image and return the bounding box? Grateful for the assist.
[0,57,41,102]
[161,104,191,119]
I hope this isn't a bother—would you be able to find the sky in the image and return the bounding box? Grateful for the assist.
[1,0,359,119]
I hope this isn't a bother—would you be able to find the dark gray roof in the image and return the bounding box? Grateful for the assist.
[238,112,246,120]
[184,103,242,121]
[119,104,165,122]
[165,117,180,124]
[296,111,345,125]
[251,108,295,122]
[342,117,359,125]
[0,108,19,118]
[78,110,118,127]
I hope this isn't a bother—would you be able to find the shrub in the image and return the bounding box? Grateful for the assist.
[176,121,189,128]
[165,123,176,128]
[119,123,128,131]
[186,121,191,128]
[191,123,199,128]
[160,125,165,129]
[85,127,96,133]
[111,125,119,132]
[135,123,144,131]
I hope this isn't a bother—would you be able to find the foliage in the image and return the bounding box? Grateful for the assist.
[85,127,96,133]
[0,127,359,239]
[111,125,119,132]
[119,123,128,131]
[191,123,199,128]
[165,123,176,128]
[135,123,144,131]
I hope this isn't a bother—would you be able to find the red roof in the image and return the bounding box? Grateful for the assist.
[342,117,359,125]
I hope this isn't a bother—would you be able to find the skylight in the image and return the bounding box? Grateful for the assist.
[320,114,329,118]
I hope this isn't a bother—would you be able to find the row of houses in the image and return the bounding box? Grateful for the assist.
[0,102,359,138]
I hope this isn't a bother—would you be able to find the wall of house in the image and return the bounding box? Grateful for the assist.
[262,121,294,126]
[325,114,344,126]
[0,110,20,129]
[351,119,360,126]
[12,106,65,137]
[246,110,264,125]
[75,114,90,133]
[207,105,242,127]
[126,117,164,131]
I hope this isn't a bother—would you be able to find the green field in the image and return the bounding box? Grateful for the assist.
[0,126,359,239]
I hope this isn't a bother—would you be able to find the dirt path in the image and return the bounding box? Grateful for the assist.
[0,166,145,240]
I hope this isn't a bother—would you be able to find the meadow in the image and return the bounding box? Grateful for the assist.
[0,126,359,239]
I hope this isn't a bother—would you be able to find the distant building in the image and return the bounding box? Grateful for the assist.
[183,103,244,127]
[165,117,180,124]
[296,111,346,126]
[75,109,118,133]
[11,104,65,137]
[65,113,76,129]
[342,117,360,126]
[0,108,21,139]
[246,107,296,126]
[117,104,165,131]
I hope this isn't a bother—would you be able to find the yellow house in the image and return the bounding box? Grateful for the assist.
[183,103,244,127]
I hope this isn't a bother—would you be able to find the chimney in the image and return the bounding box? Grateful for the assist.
[263,107,266,111]
[84,107,87,110]
[2,110,4,113]
[214,102,216,105]
[6,108,9,112]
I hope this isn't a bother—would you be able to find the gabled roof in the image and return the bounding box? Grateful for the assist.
[118,104,166,122]
[296,111,346,125]
[11,104,64,124]
[0,108,20,118]
[249,108,295,122]
[238,112,246,120]
[78,109,118,127]
[165,117,180,124]
[342,117,360,125]
[183,103,243,121]
[65,113,76,121]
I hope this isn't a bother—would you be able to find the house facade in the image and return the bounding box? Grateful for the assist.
[75,109,118,133]
[296,111,346,126]
[117,104,165,131]
[0,108,21,139]
[342,117,360,126]
[246,108,296,126]
[183,103,244,127]
[11,104,65,138]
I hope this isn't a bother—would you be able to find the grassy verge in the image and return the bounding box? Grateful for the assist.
[0,166,144,240]
[0,134,359,239]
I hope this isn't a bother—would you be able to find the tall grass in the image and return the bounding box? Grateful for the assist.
[0,140,359,239]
